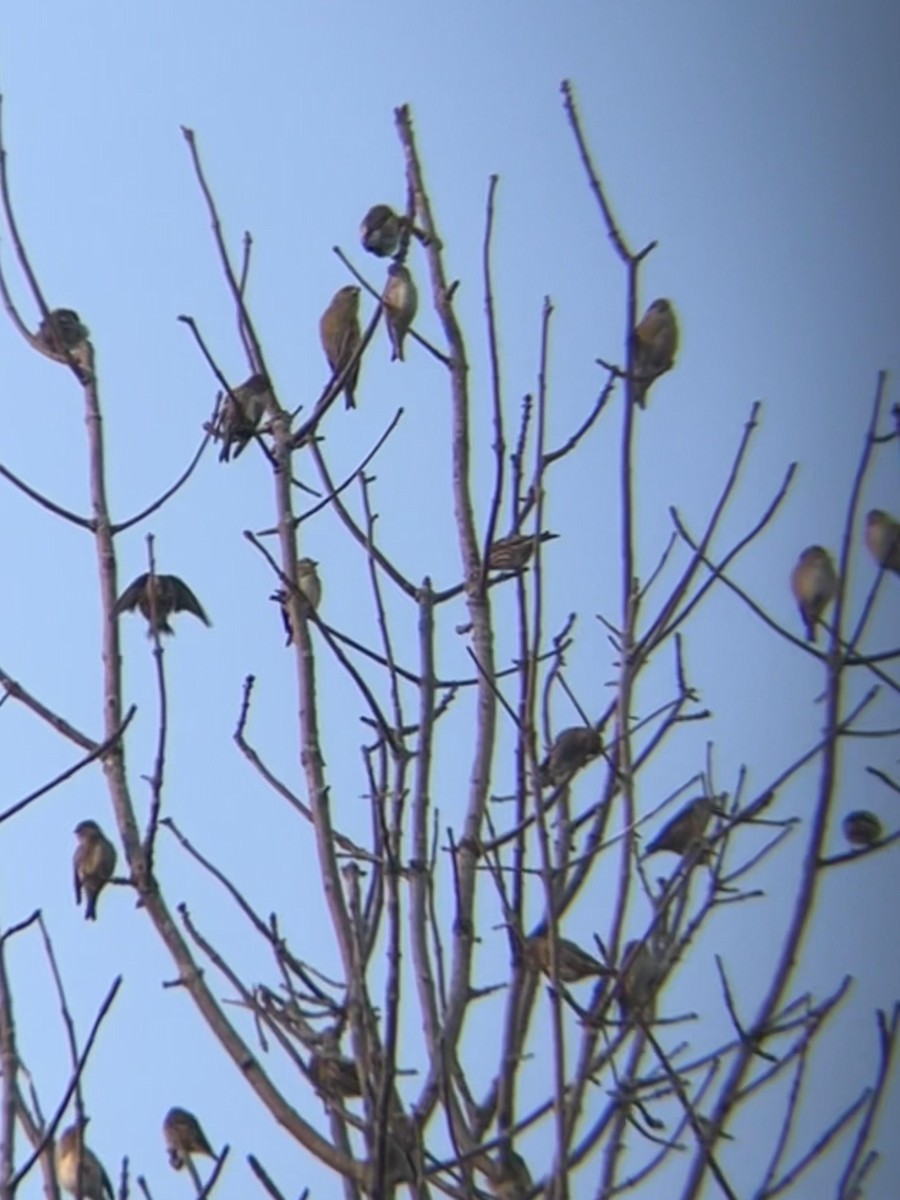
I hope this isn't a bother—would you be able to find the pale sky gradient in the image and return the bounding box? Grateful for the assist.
[1,3,898,1198]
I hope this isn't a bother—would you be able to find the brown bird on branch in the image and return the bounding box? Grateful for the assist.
[616,939,662,1021]
[55,1122,114,1200]
[320,284,361,409]
[790,546,838,643]
[865,510,900,575]
[73,820,116,921]
[114,573,211,635]
[37,308,90,353]
[360,204,404,257]
[524,932,611,982]
[273,557,322,645]
[484,1148,533,1199]
[217,372,272,462]
[631,298,678,408]
[382,263,418,361]
[309,1051,362,1099]
[163,1107,215,1170]
[540,726,603,787]
[487,531,559,572]
[842,810,882,848]
[644,795,718,858]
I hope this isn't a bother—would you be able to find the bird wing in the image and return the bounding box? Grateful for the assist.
[170,578,212,626]
[113,575,148,616]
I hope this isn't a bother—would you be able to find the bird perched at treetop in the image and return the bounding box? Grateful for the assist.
[382,263,418,361]
[163,1107,215,1170]
[487,531,559,572]
[540,726,603,787]
[55,1122,114,1200]
[217,372,272,462]
[73,820,117,921]
[631,298,678,408]
[320,285,362,409]
[37,308,90,354]
[114,573,211,635]
[842,810,882,848]
[524,932,611,982]
[644,795,718,858]
[864,509,900,575]
[790,546,838,643]
[360,204,404,257]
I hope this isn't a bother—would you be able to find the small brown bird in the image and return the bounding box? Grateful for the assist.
[631,298,678,408]
[645,796,717,858]
[540,726,603,787]
[360,205,404,257]
[486,1148,533,1199]
[616,939,662,1021]
[217,372,272,462]
[382,263,418,361]
[274,558,322,645]
[73,820,117,921]
[163,1107,215,1170]
[114,573,211,635]
[865,510,900,575]
[37,308,90,354]
[55,1122,114,1200]
[488,531,559,572]
[790,546,838,643]
[309,1051,362,1099]
[320,285,362,409]
[525,932,610,982]
[842,810,882,848]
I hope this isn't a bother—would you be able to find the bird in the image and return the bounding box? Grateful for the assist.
[37,308,90,354]
[865,510,900,575]
[486,1148,533,1199]
[163,1107,215,1170]
[309,1051,362,1099]
[73,820,117,921]
[524,932,610,982]
[217,372,272,462]
[790,546,838,643]
[55,1122,114,1200]
[842,810,882,848]
[273,558,322,645]
[539,726,603,787]
[487,531,559,572]
[382,263,418,361]
[631,298,678,408]
[114,573,211,635]
[616,939,662,1021]
[644,796,717,858]
[360,205,404,257]
[320,285,362,409]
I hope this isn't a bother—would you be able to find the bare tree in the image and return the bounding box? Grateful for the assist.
[0,82,897,1200]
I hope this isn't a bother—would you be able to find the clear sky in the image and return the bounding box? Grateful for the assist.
[0,2,898,1198]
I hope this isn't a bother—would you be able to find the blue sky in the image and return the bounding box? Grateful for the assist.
[0,2,898,1198]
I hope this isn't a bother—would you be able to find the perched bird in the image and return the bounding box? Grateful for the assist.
[540,726,603,787]
[524,932,610,982]
[790,546,838,643]
[309,1051,362,1099]
[645,796,717,858]
[842,810,882,849]
[274,558,322,645]
[114,573,211,635]
[55,1122,114,1200]
[73,820,117,921]
[487,531,559,572]
[37,308,90,354]
[631,298,678,408]
[616,939,662,1021]
[217,372,272,462]
[865,510,900,575]
[320,285,362,408]
[486,1148,533,1199]
[360,204,404,257]
[163,1107,215,1170]
[382,263,418,361]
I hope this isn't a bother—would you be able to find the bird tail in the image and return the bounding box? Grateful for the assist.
[344,388,357,410]
[85,894,97,921]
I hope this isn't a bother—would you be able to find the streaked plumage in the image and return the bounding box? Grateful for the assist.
[488,531,559,572]
[163,1107,214,1170]
[37,308,90,353]
[360,205,403,257]
[114,573,211,635]
[616,939,661,1021]
[383,263,418,361]
[790,546,838,643]
[320,285,362,409]
[865,510,900,575]
[73,820,116,921]
[842,810,882,848]
[632,298,678,408]
[645,796,716,858]
[55,1123,114,1200]
[217,372,272,462]
[540,726,602,787]
[525,933,610,982]
[309,1052,362,1098]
